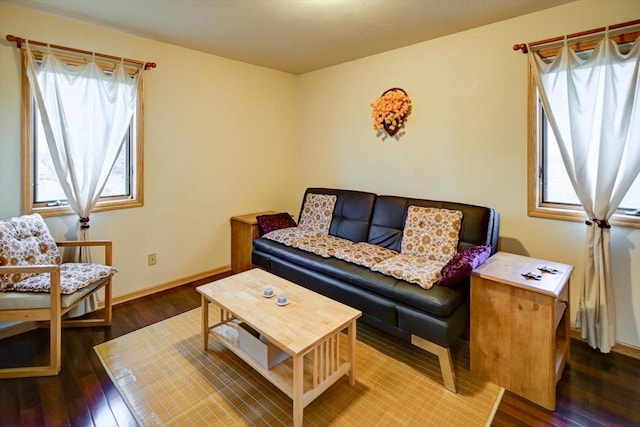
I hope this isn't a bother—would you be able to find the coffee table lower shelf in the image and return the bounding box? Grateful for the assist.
[202,307,357,426]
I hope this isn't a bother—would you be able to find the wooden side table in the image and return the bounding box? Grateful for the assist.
[230,211,276,273]
[470,251,573,410]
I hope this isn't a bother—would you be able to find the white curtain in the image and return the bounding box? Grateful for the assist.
[529,33,640,353]
[25,45,140,314]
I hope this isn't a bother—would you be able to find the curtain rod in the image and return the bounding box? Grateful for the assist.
[5,34,157,70]
[513,18,640,54]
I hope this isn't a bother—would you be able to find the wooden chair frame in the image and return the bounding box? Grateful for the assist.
[0,240,113,379]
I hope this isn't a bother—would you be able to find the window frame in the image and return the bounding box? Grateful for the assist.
[21,50,144,217]
[527,36,640,229]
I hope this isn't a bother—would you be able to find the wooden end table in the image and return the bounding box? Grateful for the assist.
[230,211,276,273]
[470,251,573,410]
[197,268,362,426]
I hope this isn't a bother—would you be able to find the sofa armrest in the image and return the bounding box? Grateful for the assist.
[55,240,113,266]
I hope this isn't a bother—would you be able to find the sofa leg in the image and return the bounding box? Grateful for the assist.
[411,335,457,393]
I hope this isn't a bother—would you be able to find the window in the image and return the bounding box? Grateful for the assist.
[22,52,144,216]
[527,37,640,228]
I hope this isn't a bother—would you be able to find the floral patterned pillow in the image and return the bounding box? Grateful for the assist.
[0,213,62,291]
[297,193,337,235]
[256,213,297,236]
[8,263,117,294]
[333,242,398,268]
[401,206,462,263]
[292,235,355,258]
[438,245,492,286]
[371,254,446,290]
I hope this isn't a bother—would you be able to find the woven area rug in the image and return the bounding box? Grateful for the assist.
[95,308,503,426]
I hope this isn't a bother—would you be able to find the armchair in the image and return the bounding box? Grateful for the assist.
[0,213,116,378]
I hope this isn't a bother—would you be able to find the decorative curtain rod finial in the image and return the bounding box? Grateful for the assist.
[513,43,528,53]
[6,34,23,48]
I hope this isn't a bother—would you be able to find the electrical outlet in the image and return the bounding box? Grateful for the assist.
[147,253,157,266]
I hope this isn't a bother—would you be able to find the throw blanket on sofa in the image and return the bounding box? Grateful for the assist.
[263,204,464,290]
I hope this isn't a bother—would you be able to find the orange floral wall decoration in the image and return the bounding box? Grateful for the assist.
[371,88,412,137]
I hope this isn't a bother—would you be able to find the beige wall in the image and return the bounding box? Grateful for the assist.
[297,0,640,348]
[1,1,639,349]
[0,4,299,299]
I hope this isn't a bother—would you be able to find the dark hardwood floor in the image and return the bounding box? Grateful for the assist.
[493,342,640,427]
[1,276,639,426]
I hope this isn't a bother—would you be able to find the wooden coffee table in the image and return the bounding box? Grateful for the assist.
[196,268,362,426]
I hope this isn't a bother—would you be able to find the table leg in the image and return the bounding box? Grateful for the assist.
[292,354,304,427]
[201,295,209,351]
[348,320,357,385]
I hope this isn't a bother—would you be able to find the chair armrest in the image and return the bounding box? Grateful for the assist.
[0,264,59,274]
[0,264,62,296]
[55,240,113,266]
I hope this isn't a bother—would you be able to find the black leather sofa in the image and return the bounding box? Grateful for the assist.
[252,187,500,392]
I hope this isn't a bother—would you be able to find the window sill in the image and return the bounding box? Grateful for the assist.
[529,206,640,229]
[27,199,143,218]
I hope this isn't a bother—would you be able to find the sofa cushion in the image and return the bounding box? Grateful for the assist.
[438,244,492,286]
[256,213,296,236]
[298,193,337,234]
[253,238,464,317]
[396,302,468,348]
[303,188,376,242]
[368,196,499,254]
[371,254,446,289]
[269,257,399,327]
[400,206,462,263]
[8,263,117,294]
[333,242,398,268]
[0,213,62,290]
[292,234,355,258]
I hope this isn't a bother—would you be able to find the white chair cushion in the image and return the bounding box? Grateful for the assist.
[8,263,117,294]
[0,278,107,310]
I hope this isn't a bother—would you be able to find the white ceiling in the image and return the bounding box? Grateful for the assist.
[4,0,575,74]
